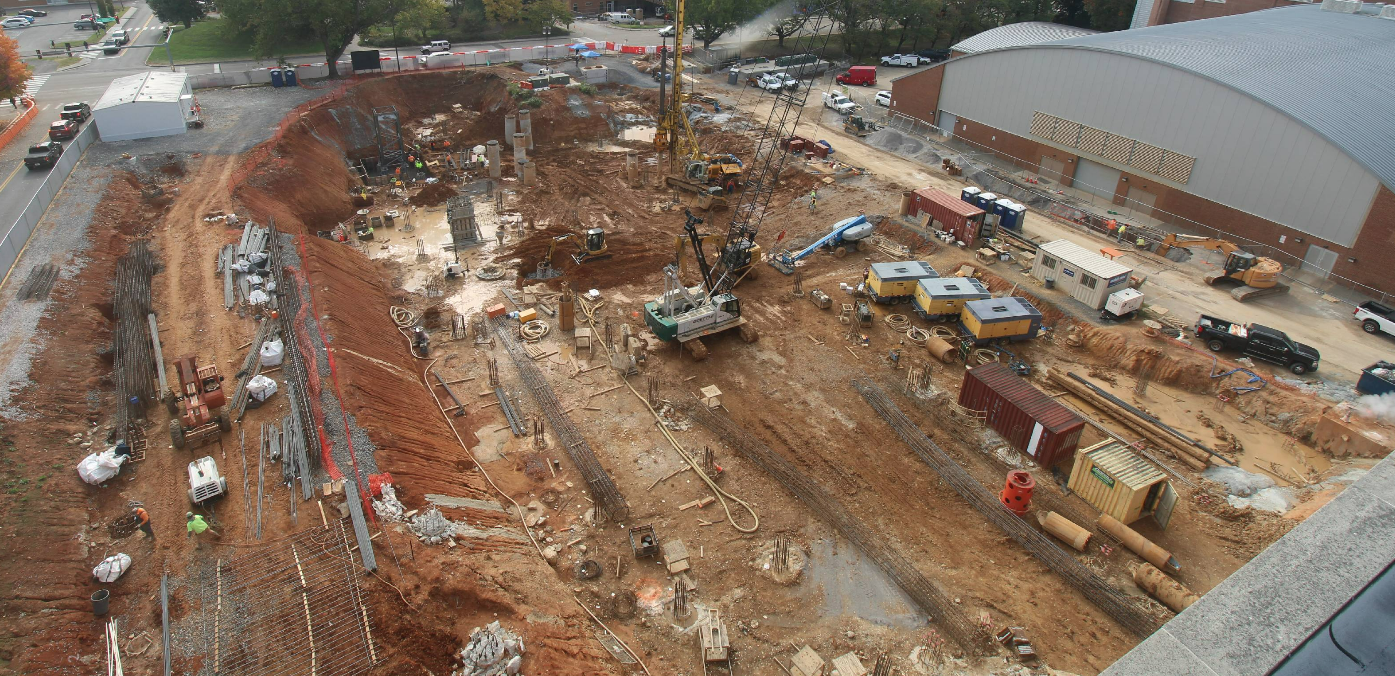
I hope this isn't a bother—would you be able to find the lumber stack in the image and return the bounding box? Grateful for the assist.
[1048,370,1210,470]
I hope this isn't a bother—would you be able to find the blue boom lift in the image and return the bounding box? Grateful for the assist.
[768,214,874,274]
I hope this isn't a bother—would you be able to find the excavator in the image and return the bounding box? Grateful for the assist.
[527,228,610,280]
[1155,234,1288,302]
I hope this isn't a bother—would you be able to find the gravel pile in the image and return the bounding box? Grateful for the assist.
[452,621,524,676]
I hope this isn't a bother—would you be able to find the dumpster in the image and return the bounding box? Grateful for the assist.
[1357,361,1395,396]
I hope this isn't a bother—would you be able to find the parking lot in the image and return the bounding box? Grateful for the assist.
[2,4,119,54]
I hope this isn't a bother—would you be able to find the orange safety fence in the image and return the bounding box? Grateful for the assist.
[0,98,37,153]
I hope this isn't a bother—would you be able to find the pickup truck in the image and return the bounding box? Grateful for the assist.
[1354,300,1395,336]
[822,92,857,114]
[880,54,921,67]
[1195,314,1320,375]
[756,72,796,91]
[24,141,62,171]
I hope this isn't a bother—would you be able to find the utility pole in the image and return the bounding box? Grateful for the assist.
[542,25,551,62]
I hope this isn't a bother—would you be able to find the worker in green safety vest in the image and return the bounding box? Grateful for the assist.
[187,512,219,547]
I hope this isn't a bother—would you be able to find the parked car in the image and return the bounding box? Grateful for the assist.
[73,18,97,29]
[1354,300,1395,336]
[419,50,451,66]
[874,90,891,106]
[24,141,63,171]
[109,28,129,45]
[756,72,785,91]
[1194,314,1320,375]
[657,24,675,36]
[419,39,450,55]
[100,39,120,54]
[18,8,47,17]
[916,47,951,62]
[48,119,78,140]
[880,53,921,67]
[835,65,876,86]
[11,15,34,23]
[822,91,858,114]
[1,17,31,28]
[61,102,92,122]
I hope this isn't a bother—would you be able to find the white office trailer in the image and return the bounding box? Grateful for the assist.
[93,71,200,142]
[1031,239,1134,309]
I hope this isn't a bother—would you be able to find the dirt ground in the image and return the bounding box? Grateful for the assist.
[0,66,1388,676]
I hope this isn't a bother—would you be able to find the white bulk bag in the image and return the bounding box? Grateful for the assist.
[94,554,132,582]
[77,449,125,485]
[247,375,278,402]
[259,338,285,367]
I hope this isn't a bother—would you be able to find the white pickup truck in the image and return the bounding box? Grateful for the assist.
[880,54,922,67]
[822,92,858,114]
[1355,301,1395,336]
[756,72,798,91]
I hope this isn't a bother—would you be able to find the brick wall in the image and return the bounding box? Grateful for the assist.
[0,0,47,7]
[1159,0,1307,25]
[944,116,1395,295]
[889,65,944,125]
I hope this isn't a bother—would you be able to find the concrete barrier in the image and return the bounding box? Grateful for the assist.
[0,122,98,288]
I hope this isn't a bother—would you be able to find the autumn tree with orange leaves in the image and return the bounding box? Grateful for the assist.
[0,32,31,109]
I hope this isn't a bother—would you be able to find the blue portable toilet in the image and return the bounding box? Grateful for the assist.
[269,68,284,88]
[961,186,981,204]
[284,68,298,86]
[999,200,1026,232]
[975,191,997,211]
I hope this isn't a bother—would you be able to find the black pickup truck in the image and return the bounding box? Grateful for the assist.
[1195,314,1320,375]
[24,141,63,171]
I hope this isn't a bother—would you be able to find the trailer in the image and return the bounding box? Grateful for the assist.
[960,296,1042,345]
[865,261,937,304]
[912,276,990,319]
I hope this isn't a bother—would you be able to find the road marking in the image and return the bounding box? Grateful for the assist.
[0,163,25,195]
[22,74,51,96]
[139,13,154,29]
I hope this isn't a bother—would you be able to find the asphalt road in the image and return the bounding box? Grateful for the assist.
[0,1,163,239]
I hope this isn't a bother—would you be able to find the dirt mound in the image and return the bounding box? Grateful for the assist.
[409,181,458,207]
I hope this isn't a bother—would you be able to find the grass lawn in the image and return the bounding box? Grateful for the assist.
[52,56,83,70]
[149,18,322,65]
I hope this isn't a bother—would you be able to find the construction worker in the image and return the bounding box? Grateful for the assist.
[1116,223,1127,243]
[887,347,901,369]
[1136,236,1147,249]
[186,512,218,545]
[133,506,153,539]
[809,188,818,210]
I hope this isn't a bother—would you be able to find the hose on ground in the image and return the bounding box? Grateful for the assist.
[906,326,929,345]
[884,313,912,332]
[520,319,550,342]
[930,325,956,339]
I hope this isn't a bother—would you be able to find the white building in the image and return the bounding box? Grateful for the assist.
[93,71,197,142]
[1031,239,1133,310]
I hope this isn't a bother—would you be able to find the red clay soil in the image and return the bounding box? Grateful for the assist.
[408,181,459,207]
[0,172,162,675]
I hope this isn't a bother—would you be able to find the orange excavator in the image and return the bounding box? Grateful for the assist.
[1155,234,1288,302]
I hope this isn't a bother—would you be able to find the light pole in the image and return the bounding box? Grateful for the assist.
[542,25,551,62]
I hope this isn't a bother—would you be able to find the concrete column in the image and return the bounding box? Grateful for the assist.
[626,152,639,186]
[504,113,516,146]
[513,133,527,164]
[486,140,501,179]
[520,159,537,186]
[519,109,534,150]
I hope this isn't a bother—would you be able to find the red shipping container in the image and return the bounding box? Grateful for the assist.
[957,363,1085,468]
[909,188,990,246]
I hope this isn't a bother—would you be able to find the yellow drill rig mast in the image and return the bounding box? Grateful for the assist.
[652,0,698,168]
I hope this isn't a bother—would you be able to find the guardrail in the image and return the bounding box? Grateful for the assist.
[0,121,98,289]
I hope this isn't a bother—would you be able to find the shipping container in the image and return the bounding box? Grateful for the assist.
[866,261,937,304]
[1030,239,1134,310]
[912,276,989,319]
[957,362,1085,468]
[960,296,1042,344]
[1067,441,1176,528]
[906,188,993,246]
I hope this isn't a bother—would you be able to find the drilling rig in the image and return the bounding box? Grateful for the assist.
[643,6,837,360]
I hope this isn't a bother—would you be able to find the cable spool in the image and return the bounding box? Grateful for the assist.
[884,314,912,332]
[929,325,956,340]
[906,326,929,346]
[1000,470,1035,516]
[971,348,998,365]
[520,319,550,341]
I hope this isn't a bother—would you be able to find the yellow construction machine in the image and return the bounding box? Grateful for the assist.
[1155,234,1288,302]
[528,228,610,280]
[675,232,760,283]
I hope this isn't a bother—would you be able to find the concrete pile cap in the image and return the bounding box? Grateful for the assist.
[454,621,524,676]
[409,507,456,544]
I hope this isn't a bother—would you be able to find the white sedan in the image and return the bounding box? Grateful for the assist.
[1,17,32,28]
[658,25,675,37]
[874,90,891,106]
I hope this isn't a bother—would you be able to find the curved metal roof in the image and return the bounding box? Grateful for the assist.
[976,5,1395,189]
[950,22,1097,55]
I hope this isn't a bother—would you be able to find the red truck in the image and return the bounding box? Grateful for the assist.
[906,187,995,246]
[836,65,876,86]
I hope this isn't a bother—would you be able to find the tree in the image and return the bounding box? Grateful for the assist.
[687,0,763,49]
[1083,0,1136,30]
[398,0,448,41]
[0,33,31,108]
[222,0,391,77]
[767,12,810,48]
[149,0,207,29]
[482,0,522,23]
[522,0,569,31]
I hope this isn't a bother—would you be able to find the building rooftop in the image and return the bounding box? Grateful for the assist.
[1038,239,1133,280]
[950,21,1098,55]
[1029,4,1395,190]
[95,71,190,110]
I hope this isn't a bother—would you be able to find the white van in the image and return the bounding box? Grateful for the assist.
[602,11,638,23]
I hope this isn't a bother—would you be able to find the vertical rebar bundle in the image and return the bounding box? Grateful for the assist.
[792,270,804,297]
[774,536,789,574]
[1134,362,1153,397]
[487,357,500,388]
[532,418,546,449]
[673,581,689,620]
[113,240,158,432]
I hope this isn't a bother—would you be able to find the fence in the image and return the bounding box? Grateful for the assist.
[0,100,37,153]
[882,111,1391,305]
[0,121,98,290]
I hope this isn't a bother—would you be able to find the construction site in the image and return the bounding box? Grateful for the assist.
[2,13,1393,676]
